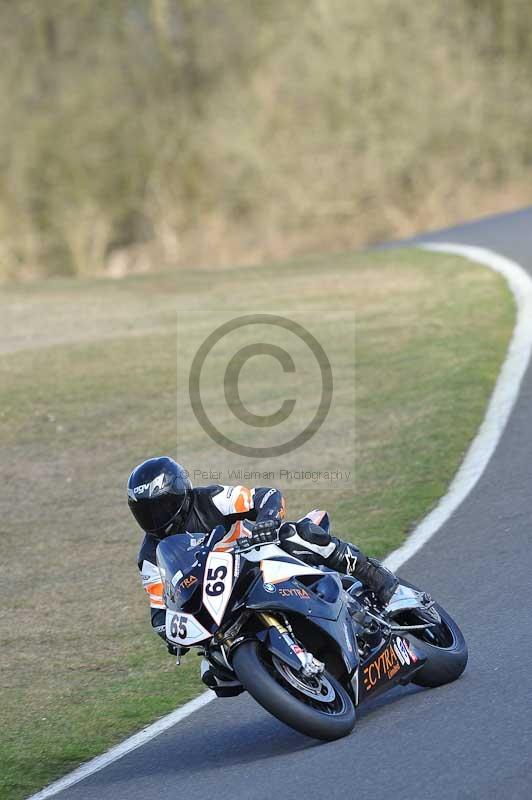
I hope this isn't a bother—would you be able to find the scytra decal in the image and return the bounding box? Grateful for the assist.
[362,636,418,692]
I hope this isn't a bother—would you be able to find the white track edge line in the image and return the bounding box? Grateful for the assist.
[26,691,215,800]
[385,243,532,571]
[28,241,532,800]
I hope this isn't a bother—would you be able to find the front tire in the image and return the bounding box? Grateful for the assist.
[232,640,356,741]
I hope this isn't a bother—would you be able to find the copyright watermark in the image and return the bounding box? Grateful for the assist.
[189,314,333,458]
[176,310,355,490]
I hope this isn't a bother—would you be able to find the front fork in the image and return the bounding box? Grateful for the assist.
[258,612,325,677]
[258,612,288,633]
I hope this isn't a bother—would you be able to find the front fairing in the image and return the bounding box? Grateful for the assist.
[157,530,237,646]
[244,569,359,677]
[245,570,343,620]
[156,533,205,612]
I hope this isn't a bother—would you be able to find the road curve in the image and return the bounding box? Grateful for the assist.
[49,208,532,800]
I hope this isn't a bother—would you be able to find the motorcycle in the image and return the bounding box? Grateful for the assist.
[157,522,468,741]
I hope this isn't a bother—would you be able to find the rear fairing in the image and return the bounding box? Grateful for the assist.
[358,633,426,702]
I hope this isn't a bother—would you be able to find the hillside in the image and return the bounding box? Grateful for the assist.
[1,1,531,280]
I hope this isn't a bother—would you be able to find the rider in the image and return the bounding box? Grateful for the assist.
[128,457,399,690]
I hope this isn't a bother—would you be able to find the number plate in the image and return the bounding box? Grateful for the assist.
[165,610,211,646]
[202,550,233,626]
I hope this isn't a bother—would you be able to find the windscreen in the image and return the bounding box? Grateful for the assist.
[156,533,203,610]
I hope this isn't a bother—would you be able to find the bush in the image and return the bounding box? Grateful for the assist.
[1,0,531,279]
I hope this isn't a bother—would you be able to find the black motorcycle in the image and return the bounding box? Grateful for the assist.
[157,523,468,741]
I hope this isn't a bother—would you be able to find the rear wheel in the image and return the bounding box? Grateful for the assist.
[232,640,356,741]
[401,603,468,688]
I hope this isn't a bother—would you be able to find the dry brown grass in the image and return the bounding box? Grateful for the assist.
[0,247,514,799]
[0,1,531,281]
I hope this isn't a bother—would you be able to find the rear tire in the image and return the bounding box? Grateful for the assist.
[232,640,356,741]
[408,603,468,688]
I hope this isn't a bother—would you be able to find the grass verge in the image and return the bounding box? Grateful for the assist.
[0,248,513,799]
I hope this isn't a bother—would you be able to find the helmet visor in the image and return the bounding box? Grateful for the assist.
[129,493,187,535]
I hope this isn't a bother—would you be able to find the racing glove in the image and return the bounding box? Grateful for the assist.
[247,518,280,546]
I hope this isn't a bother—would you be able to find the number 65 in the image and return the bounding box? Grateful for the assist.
[205,564,227,596]
[170,614,187,639]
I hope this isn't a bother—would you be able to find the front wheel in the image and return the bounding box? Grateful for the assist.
[232,640,356,741]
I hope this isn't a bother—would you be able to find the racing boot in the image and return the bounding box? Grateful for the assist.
[327,541,399,606]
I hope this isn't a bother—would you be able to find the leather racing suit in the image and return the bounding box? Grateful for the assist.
[137,484,398,643]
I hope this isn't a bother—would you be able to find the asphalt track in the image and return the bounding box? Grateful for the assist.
[51,208,532,800]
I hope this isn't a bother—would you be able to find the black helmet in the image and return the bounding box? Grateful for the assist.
[127,457,192,538]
